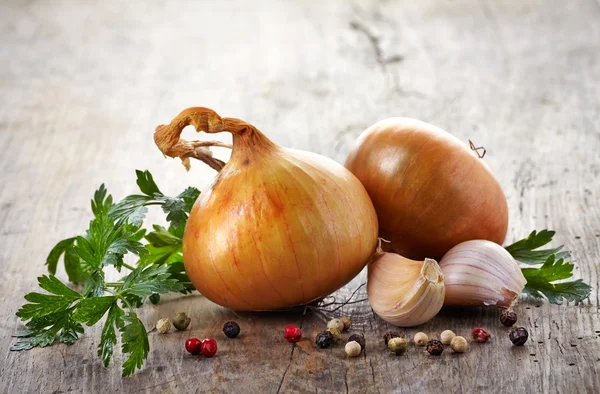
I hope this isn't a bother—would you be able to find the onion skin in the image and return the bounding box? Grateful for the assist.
[345,118,508,260]
[439,240,526,308]
[156,108,379,311]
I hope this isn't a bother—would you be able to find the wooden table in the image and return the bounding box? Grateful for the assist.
[1,1,599,392]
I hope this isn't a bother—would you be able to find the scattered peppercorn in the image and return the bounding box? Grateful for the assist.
[413,332,428,347]
[149,293,160,305]
[327,318,344,332]
[471,327,491,343]
[315,331,334,348]
[440,330,456,345]
[185,337,202,354]
[327,327,342,341]
[500,309,518,327]
[156,318,171,334]
[509,327,529,346]
[348,333,366,350]
[173,312,191,331]
[450,336,468,353]
[345,341,362,357]
[426,339,444,355]
[340,317,352,331]
[383,330,402,345]
[284,325,302,343]
[201,338,218,357]
[223,321,241,338]
[388,337,408,355]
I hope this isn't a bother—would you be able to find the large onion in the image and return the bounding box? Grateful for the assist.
[155,107,379,311]
[345,118,508,261]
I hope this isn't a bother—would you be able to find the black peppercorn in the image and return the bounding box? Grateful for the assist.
[509,327,529,346]
[315,330,334,348]
[500,309,517,327]
[223,321,241,338]
[426,339,444,355]
[149,293,160,305]
[383,330,402,346]
[348,333,366,350]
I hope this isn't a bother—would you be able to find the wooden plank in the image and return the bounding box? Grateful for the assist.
[1,0,599,392]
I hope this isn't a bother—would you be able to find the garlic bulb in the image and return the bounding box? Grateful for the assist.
[367,252,445,327]
[439,240,526,308]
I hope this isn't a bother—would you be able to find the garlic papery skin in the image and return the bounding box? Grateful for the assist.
[367,253,445,327]
[438,240,526,308]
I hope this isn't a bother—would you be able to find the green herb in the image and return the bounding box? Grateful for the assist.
[12,170,196,376]
[505,230,570,265]
[506,230,591,304]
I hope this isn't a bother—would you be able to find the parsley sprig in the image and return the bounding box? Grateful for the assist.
[12,170,196,376]
[506,230,591,304]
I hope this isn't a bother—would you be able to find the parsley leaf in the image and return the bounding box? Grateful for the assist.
[46,237,76,275]
[98,303,124,367]
[505,230,570,265]
[139,225,183,267]
[506,230,592,305]
[120,312,149,377]
[120,265,185,301]
[109,170,200,229]
[521,256,592,304]
[12,276,84,350]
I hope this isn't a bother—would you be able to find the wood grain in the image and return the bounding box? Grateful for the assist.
[1,0,599,393]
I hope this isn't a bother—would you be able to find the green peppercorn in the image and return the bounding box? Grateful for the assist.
[173,312,191,331]
[149,293,161,305]
[388,337,408,355]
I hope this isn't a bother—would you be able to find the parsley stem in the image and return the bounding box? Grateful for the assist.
[122,263,136,271]
[105,282,124,288]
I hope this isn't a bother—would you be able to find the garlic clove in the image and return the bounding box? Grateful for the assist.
[439,240,526,308]
[367,253,445,327]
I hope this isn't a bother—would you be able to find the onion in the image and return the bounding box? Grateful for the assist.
[345,118,508,260]
[154,107,379,311]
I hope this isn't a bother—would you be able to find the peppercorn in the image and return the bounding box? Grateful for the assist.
[345,341,362,357]
[450,336,468,353]
[156,318,171,334]
[471,327,491,343]
[185,337,202,354]
[348,333,366,350]
[327,318,344,332]
[388,337,408,355]
[315,331,334,348]
[223,321,241,338]
[201,338,218,357]
[383,330,402,345]
[283,325,302,343]
[509,327,529,346]
[413,332,428,346]
[327,327,342,341]
[149,293,161,305]
[440,330,456,345]
[340,317,352,331]
[173,312,191,331]
[500,309,518,327]
[426,339,444,355]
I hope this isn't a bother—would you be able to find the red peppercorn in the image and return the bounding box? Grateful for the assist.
[201,338,218,357]
[471,328,491,343]
[185,337,202,354]
[283,325,302,343]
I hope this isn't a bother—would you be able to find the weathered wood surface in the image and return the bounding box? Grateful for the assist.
[1,0,599,392]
